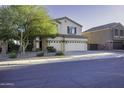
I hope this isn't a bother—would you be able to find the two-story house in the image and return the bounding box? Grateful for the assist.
[82,22,124,50]
[33,17,88,52]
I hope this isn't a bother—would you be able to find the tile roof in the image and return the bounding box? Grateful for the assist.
[84,22,122,32]
[54,16,82,27]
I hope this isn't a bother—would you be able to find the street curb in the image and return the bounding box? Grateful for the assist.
[0,52,121,67]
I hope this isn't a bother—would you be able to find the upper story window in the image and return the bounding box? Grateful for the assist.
[120,30,124,36]
[114,29,119,36]
[67,26,77,34]
[65,20,67,23]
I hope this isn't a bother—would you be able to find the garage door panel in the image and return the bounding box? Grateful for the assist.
[65,42,87,51]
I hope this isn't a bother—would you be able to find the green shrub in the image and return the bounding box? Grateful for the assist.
[11,50,18,54]
[36,51,44,57]
[9,52,17,58]
[36,48,42,52]
[47,46,56,52]
[55,51,64,56]
[8,41,20,53]
[26,43,33,51]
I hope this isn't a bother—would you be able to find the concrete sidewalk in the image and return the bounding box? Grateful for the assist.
[0,51,123,69]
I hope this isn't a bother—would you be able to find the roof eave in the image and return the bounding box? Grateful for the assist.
[54,16,82,27]
[83,28,112,33]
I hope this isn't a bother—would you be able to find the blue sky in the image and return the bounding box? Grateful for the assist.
[45,5,124,31]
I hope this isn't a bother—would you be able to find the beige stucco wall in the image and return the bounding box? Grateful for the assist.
[82,29,112,44]
[57,18,82,35]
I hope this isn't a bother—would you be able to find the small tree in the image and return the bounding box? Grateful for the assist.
[0,5,58,54]
[12,5,57,54]
[0,6,17,54]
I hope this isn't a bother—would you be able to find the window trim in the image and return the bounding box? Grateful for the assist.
[114,29,119,36]
[67,26,77,35]
[120,30,124,36]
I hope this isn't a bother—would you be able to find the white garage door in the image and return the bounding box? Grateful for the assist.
[65,41,87,51]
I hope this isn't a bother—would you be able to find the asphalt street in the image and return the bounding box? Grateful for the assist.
[0,57,124,88]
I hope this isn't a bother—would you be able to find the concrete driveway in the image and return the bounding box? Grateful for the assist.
[1,57,124,88]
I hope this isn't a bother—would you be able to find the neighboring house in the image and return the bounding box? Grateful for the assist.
[82,22,124,50]
[33,17,88,52]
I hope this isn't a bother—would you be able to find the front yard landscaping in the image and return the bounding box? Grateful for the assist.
[0,50,65,62]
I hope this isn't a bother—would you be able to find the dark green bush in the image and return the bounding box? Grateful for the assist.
[8,52,17,58]
[55,51,64,56]
[36,51,44,57]
[47,46,56,52]
[8,41,20,53]
[26,43,33,51]
[36,48,42,52]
